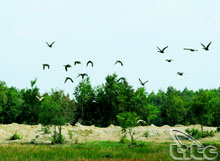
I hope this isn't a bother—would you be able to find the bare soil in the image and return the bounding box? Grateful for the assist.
[0,123,219,144]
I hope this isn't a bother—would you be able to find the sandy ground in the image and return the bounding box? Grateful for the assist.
[0,123,219,144]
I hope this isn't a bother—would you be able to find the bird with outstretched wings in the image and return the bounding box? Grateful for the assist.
[201,41,212,51]
[74,61,81,66]
[157,46,168,53]
[86,61,94,67]
[64,77,73,84]
[63,64,72,72]
[46,41,55,48]
[76,73,88,79]
[42,64,50,70]
[114,60,123,66]
[139,78,149,86]
[183,48,198,52]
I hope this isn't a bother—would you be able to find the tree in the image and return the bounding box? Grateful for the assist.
[117,112,140,145]
[38,92,66,144]
[160,87,186,126]
[74,77,96,125]
[191,90,213,131]
[0,82,23,124]
[18,78,41,124]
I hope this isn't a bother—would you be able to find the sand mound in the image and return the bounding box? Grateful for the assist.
[0,123,218,144]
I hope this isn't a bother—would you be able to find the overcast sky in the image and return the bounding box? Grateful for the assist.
[0,0,220,95]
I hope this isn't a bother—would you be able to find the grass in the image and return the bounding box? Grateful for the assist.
[0,141,219,161]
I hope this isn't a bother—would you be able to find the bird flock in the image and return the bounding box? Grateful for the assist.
[157,41,212,77]
[42,41,212,86]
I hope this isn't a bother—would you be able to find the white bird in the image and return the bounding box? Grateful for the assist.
[137,119,146,124]
[36,96,44,101]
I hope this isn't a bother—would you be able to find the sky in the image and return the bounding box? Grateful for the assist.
[0,0,220,96]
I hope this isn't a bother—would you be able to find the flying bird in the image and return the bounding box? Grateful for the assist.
[114,60,123,66]
[63,64,72,72]
[46,41,55,48]
[36,96,44,101]
[42,64,50,70]
[64,77,73,84]
[139,78,149,86]
[183,48,198,52]
[86,61,94,67]
[137,119,146,124]
[157,46,168,53]
[166,59,173,62]
[118,77,126,82]
[76,73,88,79]
[74,61,82,66]
[177,72,184,76]
[201,41,212,51]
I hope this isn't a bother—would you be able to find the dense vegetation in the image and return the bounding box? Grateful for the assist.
[0,73,220,129]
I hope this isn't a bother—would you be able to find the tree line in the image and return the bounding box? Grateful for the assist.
[0,74,219,129]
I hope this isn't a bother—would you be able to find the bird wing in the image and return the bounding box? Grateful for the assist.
[47,64,50,69]
[207,41,212,48]
[162,46,168,52]
[157,47,161,51]
[36,96,40,100]
[65,65,68,71]
[143,80,149,84]
[45,42,50,46]
[138,78,143,84]
[201,43,205,48]
[183,48,189,50]
[51,41,55,46]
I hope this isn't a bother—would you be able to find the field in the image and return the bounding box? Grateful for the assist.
[0,141,219,161]
[0,123,219,160]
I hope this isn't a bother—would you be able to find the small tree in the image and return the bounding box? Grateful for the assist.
[191,90,213,131]
[38,94,66,144]
[117,112,140,145]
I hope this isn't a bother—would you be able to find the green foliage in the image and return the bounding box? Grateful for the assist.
[74,77,96,125]
[0,81,23,124]
[119,135,130,144]
[18,79,41,125]
[185,128,216,139]
[117,112,139,145]
[41,125,51,134]
[68,130,73,139]
[10,132,22,140]
[51,126,65,144]
[143,131,149,138]
[191,90,214,131]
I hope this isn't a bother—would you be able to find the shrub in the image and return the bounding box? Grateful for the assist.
[51,126,65,144]
[217,127,220,132]
[117,112,140,145]
[185,128,216,139]
[119,135,129,144]
[10,132,22,140]
[68,130,73,139]
[143,131,149,138]
[41,126,51,134]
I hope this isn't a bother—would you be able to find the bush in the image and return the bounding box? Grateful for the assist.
[217,127,220,132]
[41,126,51,134]
[185,128,216,139]
[119,135,130,144]
[143,131,149,138]
[10,132,22,140]
[51,126,65,144]
[68,130,73,139]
